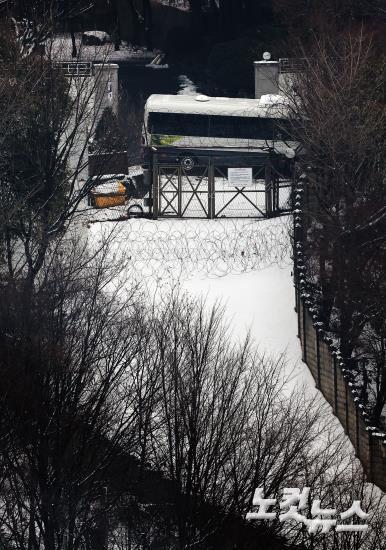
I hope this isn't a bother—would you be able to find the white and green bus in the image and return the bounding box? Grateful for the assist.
[142,93,297,157]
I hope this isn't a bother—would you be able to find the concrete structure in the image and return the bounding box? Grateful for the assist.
[296,294,386,492]
[94,63,119,121]
[254,56,302,99]
[254,55,279,99]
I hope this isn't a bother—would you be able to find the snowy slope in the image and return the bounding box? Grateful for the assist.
[87,215,312,387]
[183,265,315,388]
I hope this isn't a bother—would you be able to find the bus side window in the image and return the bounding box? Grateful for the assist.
[209,116,237,138]
[148,113,209,137]
[183,114,209,137]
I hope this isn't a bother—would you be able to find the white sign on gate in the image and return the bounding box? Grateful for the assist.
[228,167,253,187]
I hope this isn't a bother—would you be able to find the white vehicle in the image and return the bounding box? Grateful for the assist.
[142,93,297,157]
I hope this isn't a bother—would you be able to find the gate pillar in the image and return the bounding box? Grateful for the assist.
[265,161,273,217]
[152,153,159,219]
[208,160,215,219]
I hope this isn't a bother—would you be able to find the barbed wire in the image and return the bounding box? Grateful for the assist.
[85,216,292,293]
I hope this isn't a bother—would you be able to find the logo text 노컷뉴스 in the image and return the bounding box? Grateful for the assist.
[245,487,369,534]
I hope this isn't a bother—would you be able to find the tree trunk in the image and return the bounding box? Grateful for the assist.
[71,29,77,58]
[143,0,153,50]
[111,0,121,50]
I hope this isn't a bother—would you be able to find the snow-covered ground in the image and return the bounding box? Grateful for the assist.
[184,265,312,385]
[49,34,155,64]
[82,209,367,496]
[86,214,314,388]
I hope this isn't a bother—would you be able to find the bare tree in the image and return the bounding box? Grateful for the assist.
[284,29,386,425]
[0,26,118,289]
[145,293,382,549]
[0,228,385,549]
[272,0,386,35]
[0,235,144,550]
[0,0,95,57]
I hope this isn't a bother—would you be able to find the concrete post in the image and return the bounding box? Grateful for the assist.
[152,153,159,219]
[208,160,215,219]
[254,58,279,99]
[94,63,119,122]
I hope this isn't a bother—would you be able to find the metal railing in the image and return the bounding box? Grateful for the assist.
[279,58,307,74]
[55,61,94,77]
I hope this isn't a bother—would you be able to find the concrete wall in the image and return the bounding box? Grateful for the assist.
[295,277,386,492]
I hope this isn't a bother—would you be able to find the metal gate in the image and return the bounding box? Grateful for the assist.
[153,150,293,219]
[158,164,209,218]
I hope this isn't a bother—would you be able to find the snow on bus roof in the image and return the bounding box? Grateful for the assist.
[145,94,289,118]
